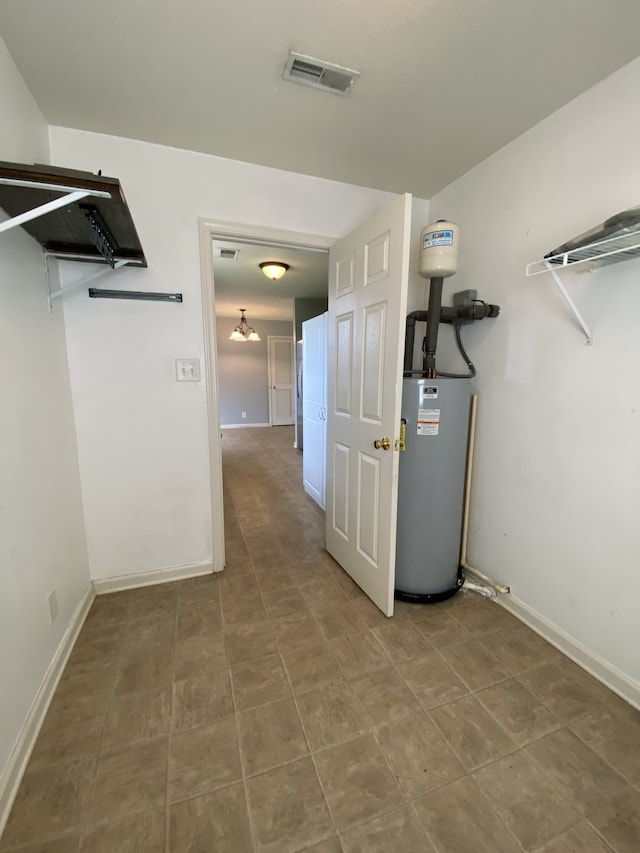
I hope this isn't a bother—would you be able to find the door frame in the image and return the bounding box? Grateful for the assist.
[267,335,295,426]
[198,219,333,572]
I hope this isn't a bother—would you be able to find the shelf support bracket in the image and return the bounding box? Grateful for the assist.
[0,190,92,234]
[45,254,128,312]
[545,262,593,345]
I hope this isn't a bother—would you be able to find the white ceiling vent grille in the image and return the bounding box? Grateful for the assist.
[283,52,360,96]
[215,248,239,260]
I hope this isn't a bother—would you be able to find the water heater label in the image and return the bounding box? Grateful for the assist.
[422,229,453,249]
[421,386,438,400]
[417,408,440,435]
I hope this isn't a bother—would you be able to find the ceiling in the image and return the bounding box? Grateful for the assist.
[212,239,328,322]
[1,2,640,198]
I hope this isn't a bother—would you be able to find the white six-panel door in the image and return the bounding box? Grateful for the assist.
[268,336,294,426]
[325,194,412,616]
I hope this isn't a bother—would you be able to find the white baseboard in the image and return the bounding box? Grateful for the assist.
[93,560,214,595]
[498,594,640,711]
[221,422,270,429]
[0,583,95,837]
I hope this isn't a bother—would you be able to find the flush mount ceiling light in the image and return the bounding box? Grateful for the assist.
[229,308,260,342]
[259,261,289,281]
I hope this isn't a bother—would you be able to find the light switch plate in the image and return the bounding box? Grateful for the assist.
[175,358,201,382]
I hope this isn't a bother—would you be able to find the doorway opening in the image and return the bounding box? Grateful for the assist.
[198,219,330,572]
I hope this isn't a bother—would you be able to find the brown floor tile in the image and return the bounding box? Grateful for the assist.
[169,783,253,853]
[396,651,469,709]
[473,751,580,850]
[177,573,221,606]
[80,809,165,851]
[66,628,124,670]
[341,805,436,852]
[262,587,309,619]
[478,624,564,675]
[246,758,333,852]
[413,775,520,852]
[535,821,614,852]
[301,839,343,853]
[300,578,347,609]
[89,738,168,823]
[2,836,81,852]
[429,694,516,771]
[519,660,610,723]
[525,728,628,815]
[440,638,509,691]
[237,697,308,775]
[570,701,640,784]
[174,633,227,681]
[349,666,419,728]
[297,680,364,750]
[83,594,132,629]
[370,621,432,663]
[221,592,268,626]
[176,600,223,641]
[314,734,404,830]
[123,612,176,651]
[476,678,561,746]
[225,620,278,665]
[281,643,343,694]
[130,585,177,621]
[169,716,242,803]
[272,612,325,650]
[409,605,471,648]
[49,661,119,717]
[446,595,521,636]
[328,631,388,679]
[374,710,464,797]
[101,687,171,751]
[114,643,174,696]
[172,670,233,731]
[584,786,640,853]
[231,653,291,710]
[28,707,104,768]
[314,602,365,640]
[1,760,94,848]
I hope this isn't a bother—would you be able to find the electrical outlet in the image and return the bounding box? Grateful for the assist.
[241,412,247,418]
[48,590,58,623]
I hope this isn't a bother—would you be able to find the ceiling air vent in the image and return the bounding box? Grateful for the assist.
[215,248,239,260]
[283,52,360,96]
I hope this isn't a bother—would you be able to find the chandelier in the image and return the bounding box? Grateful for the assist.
[229,308,260,342]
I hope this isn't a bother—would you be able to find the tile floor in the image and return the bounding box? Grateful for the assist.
[2,425,640,852]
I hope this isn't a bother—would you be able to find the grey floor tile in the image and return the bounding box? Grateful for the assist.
[230,653,291,710]
[396,651,469,710]
[535,821,615,852]
[586,785,640,853]
[476,678,562,746]
[570,702,640,784]
[297,680,364,751]
[172,669,233,731]
[349,666,419,728]
[440,638,510,691]
[80,810,165,851]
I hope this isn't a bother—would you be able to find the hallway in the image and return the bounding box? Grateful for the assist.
[2,426,639,851]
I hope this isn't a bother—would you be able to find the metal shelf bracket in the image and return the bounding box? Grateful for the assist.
[45,254,128,312]
[544,262,593,345]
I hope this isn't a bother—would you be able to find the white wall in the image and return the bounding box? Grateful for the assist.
[49,126,409,582]
[216,317,293,425]
[429,57,640,691]
[0,36,90,809]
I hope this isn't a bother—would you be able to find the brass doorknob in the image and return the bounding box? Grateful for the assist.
[373,436,391,450]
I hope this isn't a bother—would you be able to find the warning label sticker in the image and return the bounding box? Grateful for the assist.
[417,408,440,436]
[422,386,438,400]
